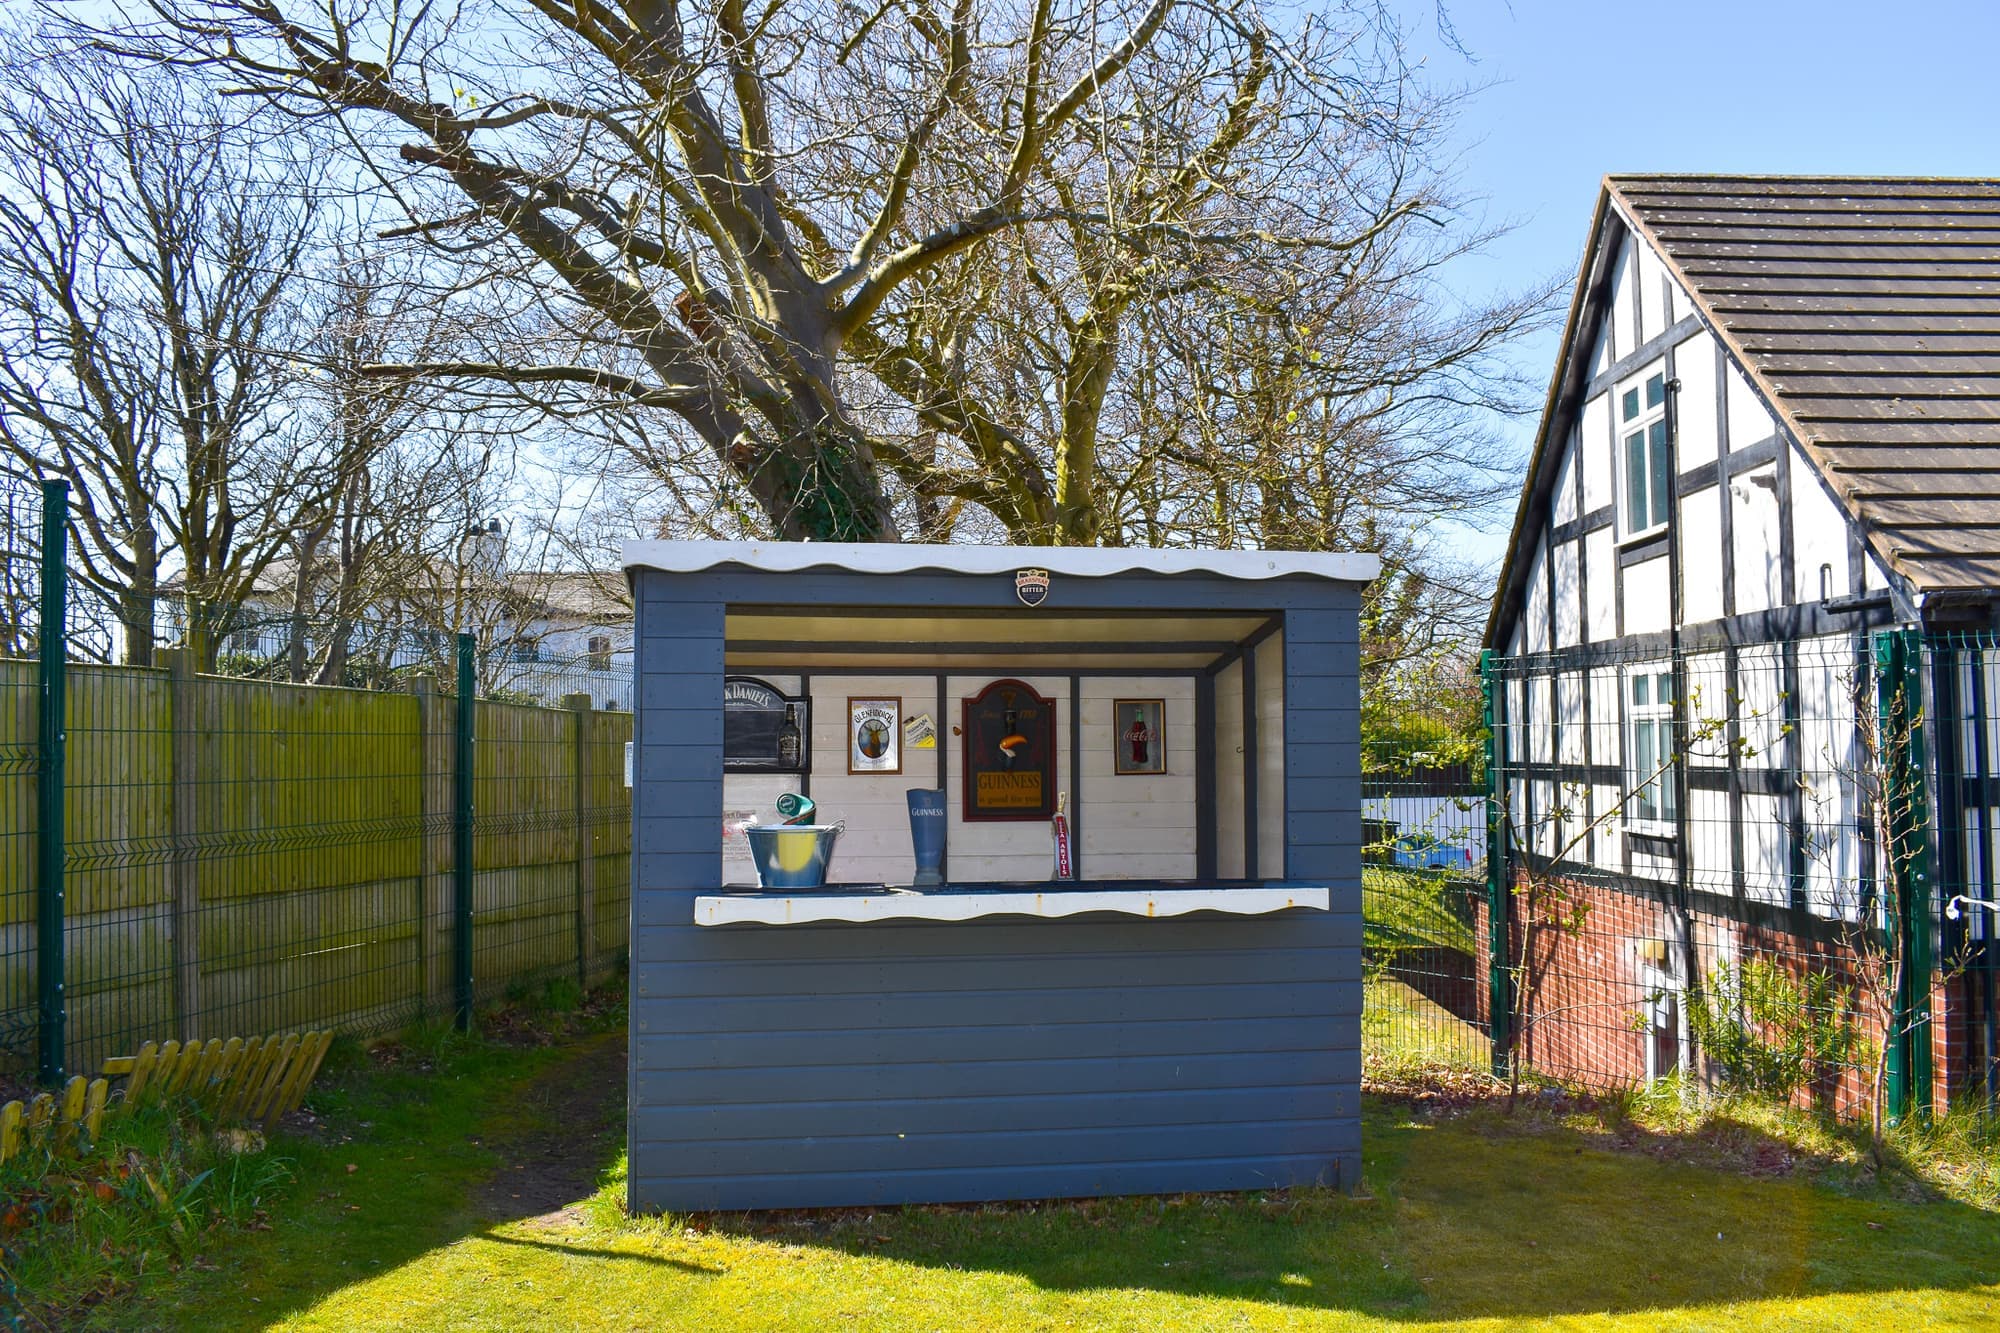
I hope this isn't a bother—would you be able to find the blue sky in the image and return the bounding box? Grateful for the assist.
[1403,0,2000,564]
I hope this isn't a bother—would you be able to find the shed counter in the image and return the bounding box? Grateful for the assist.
[694,880,1332,925]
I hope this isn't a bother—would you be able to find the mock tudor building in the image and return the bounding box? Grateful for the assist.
[1484,176,2000,1112]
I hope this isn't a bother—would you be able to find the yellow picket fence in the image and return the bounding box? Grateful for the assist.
[0,1030,335,1166]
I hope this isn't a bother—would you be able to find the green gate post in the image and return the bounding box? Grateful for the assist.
[35,480,67,1085]
[1481,650,1513,1079]
[1874,629,1936,1125]
[453,633,476,1032]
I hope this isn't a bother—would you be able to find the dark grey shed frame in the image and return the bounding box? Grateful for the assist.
[625,542,1375,1212]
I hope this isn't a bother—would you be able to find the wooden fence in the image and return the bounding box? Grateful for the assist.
[0,657,632,1077]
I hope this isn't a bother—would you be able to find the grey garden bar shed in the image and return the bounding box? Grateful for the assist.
[624,541,1378,1212]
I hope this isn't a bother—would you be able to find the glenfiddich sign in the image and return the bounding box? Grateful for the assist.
[1015,568,1051,607]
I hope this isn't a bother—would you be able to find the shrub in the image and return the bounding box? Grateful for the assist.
[1685,958,1861,1103]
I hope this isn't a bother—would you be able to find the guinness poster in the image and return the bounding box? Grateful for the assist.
[961,678,1056,821]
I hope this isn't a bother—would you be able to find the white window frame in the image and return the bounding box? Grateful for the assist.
[1616,365,1672,542]
[1624,665,1677,831]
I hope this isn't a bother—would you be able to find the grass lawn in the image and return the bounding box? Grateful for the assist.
[85,1016,2000,1332]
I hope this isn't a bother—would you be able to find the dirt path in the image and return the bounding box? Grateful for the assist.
[469,1029,627,1227]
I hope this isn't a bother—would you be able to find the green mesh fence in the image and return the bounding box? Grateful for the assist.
[1,488,633,1083]
[0,477,41,1076]
[1361,652,1491,1079]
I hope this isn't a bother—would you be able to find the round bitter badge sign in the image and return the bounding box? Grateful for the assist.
[1015,568,1051,607]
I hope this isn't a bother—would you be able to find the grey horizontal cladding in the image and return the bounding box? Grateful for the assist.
[1278,606,1357,645]
[635,1081,1345,1142]
[624,978,1356,1033]
[637,674,729,717]
[1282,670,1355,712]
[1281,775,1360,816]
[637,1115,1357,1182]
[630,779,715,811]
[646,568,1351,614]
[1282,710,1360,757]
[632,1151,1351,1213]
[636,1013,1354,1073]
[633,929,1361,997]
[633,634,732,675]
[633,1045,1361,1107]
[636,745,724,783]
[636,814,728,851]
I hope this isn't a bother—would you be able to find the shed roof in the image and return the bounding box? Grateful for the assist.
[1611,174,2000,593]
[622,540,1379,585]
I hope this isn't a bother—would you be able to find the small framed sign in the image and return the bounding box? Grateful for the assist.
[848,697,902,774]
[723,675,808,773]
[1113,698,1166,775]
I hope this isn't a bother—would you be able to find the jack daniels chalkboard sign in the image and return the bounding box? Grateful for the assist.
[723,676,809,773]
[961,678,1055,821]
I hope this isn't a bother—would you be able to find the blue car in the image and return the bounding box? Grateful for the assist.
[1391,833,1474,871]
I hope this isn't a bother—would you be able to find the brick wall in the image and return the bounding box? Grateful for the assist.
[1469,872,1970,1116]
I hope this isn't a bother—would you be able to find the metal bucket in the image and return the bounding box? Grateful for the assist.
[743,822,844,890]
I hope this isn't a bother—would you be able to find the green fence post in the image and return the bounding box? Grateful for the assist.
[1481,649,1512,1079]
[35,480,67,1085]
[1875,628,1936,1125]
[454,633,476,1032]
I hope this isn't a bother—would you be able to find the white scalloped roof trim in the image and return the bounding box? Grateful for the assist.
[622,540,1378,584]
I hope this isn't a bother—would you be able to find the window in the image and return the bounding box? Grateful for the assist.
[1626,668,1676,825]
[510,640,541,664]
[588,634,613,670]
[1619,369,1671,538]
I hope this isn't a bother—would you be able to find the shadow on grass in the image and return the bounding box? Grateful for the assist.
[95,1022,640,1331]
[479,1231,723,1275]
[110,1023,2000,1329]
[697,1102,2000,1322]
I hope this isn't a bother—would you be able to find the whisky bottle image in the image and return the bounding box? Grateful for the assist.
[777,703,801,769]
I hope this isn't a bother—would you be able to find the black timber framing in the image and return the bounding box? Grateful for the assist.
[729,639,1239,657]
[1488,204,1910,960]
[1243,648,1260,881]
[732,664,1205,679]
[1515,760,1827,797]
[1665,333,1701,977]
[1196,671,1218,880]
[1517,849,1858,948]
[1501,598,1899,674]
[1068,675,1083,881]
[1573,415,1597,863]
[935,673,948,883]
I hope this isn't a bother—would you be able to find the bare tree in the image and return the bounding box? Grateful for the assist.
[94,0,1554,550]
[273,240,516,683]
[0,39,349,666]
